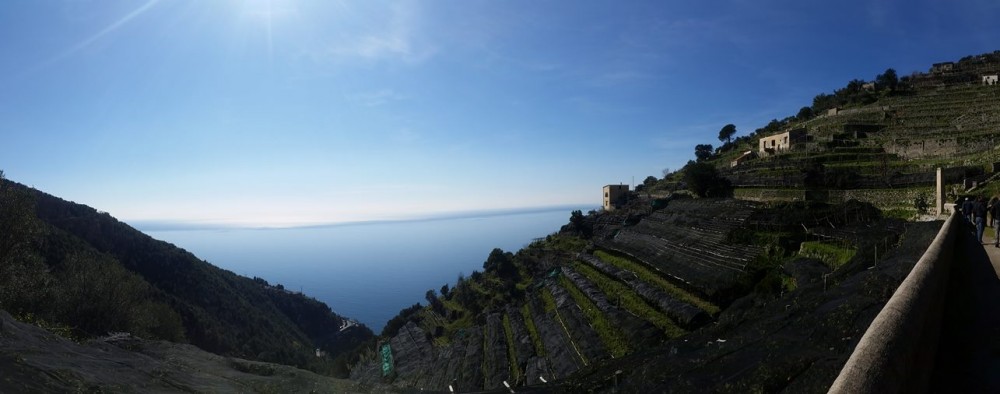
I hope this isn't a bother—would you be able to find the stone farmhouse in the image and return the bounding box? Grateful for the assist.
[758,128,808,156]
[931,62,955,74]
[603,184,629,211]
[984,75,998,85]
[731,150,756,167]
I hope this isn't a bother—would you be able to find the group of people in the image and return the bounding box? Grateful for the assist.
[960,196,1000,247]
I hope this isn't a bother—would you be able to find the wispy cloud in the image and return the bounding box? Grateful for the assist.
[323,2,435,64]
[346,89,408,107]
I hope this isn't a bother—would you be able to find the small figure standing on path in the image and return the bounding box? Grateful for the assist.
[991,196,1000,248]
[975,196,988,244]
[963,197,974,223]
[990,197,999,227]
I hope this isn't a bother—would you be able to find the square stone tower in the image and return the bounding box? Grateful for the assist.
[603,184,629,211]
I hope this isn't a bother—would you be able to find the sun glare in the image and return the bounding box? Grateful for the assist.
[235,0,298,60]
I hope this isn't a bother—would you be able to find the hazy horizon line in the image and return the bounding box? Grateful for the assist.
[130,203,598,232]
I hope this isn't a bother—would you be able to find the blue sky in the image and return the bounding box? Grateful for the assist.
[2,0,999,227]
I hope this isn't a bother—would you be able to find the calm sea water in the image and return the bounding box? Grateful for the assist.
[142,207,590,331]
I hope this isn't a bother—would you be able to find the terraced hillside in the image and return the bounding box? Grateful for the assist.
[715,52,1000,209]
[350,199,743,391]
[598,198,763,303]
[349,197,896,392]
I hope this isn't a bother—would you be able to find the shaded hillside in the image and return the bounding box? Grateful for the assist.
[350,196,903,392]
[0,310,372,393]
[542,220,938,393]
[0,177,373,377]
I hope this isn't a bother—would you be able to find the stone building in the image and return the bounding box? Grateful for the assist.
[983,75,998,85]
[931,62,955,74]
[758,128,807,156]
[731,150,756,167]
[843,123,884,138]
[603,184,629,211]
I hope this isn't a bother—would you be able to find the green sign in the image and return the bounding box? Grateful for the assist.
[380,344,394,377]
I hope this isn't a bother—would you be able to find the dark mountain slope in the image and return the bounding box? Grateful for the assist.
[0,310,369,393]
[0,178,373,376]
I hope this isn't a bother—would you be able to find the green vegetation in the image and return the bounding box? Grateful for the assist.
[593,250,720,315]
[520,304,545,356]
[782,275,798,292]
[799,241,857,269]
[752,265,798,296]
[557,274,629,358]
[881,208,915,220]
[381,303,424,337]
[446,248,529,325]
[570,262,685,338]
[695,144,714,162]
[0,173,373,378]
[718,124,737,144]
[534,234,588,253]
[566,210,594,239]
[683,160,732,197]
[540,286,557,313]
[501,313,522,384]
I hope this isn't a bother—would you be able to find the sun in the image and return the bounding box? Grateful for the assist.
[235,0,299,60]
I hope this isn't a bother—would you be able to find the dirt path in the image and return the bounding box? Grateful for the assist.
[931,220,1000,391]
[982,225,1000,276]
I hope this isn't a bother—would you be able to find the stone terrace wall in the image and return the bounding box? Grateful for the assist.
[733,188,807,202]
[825,188,935,211]
[734,187,935,212]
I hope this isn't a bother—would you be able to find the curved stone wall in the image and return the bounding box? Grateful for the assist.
[829,211,959,393]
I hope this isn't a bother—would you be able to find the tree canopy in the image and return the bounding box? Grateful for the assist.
[683,161,732,197]
[694,144,714,161]
[796,106,813,120]
[718,124,736,144]
[876,68,898,91]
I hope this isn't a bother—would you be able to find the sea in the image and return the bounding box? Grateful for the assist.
[141,206,593,331]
